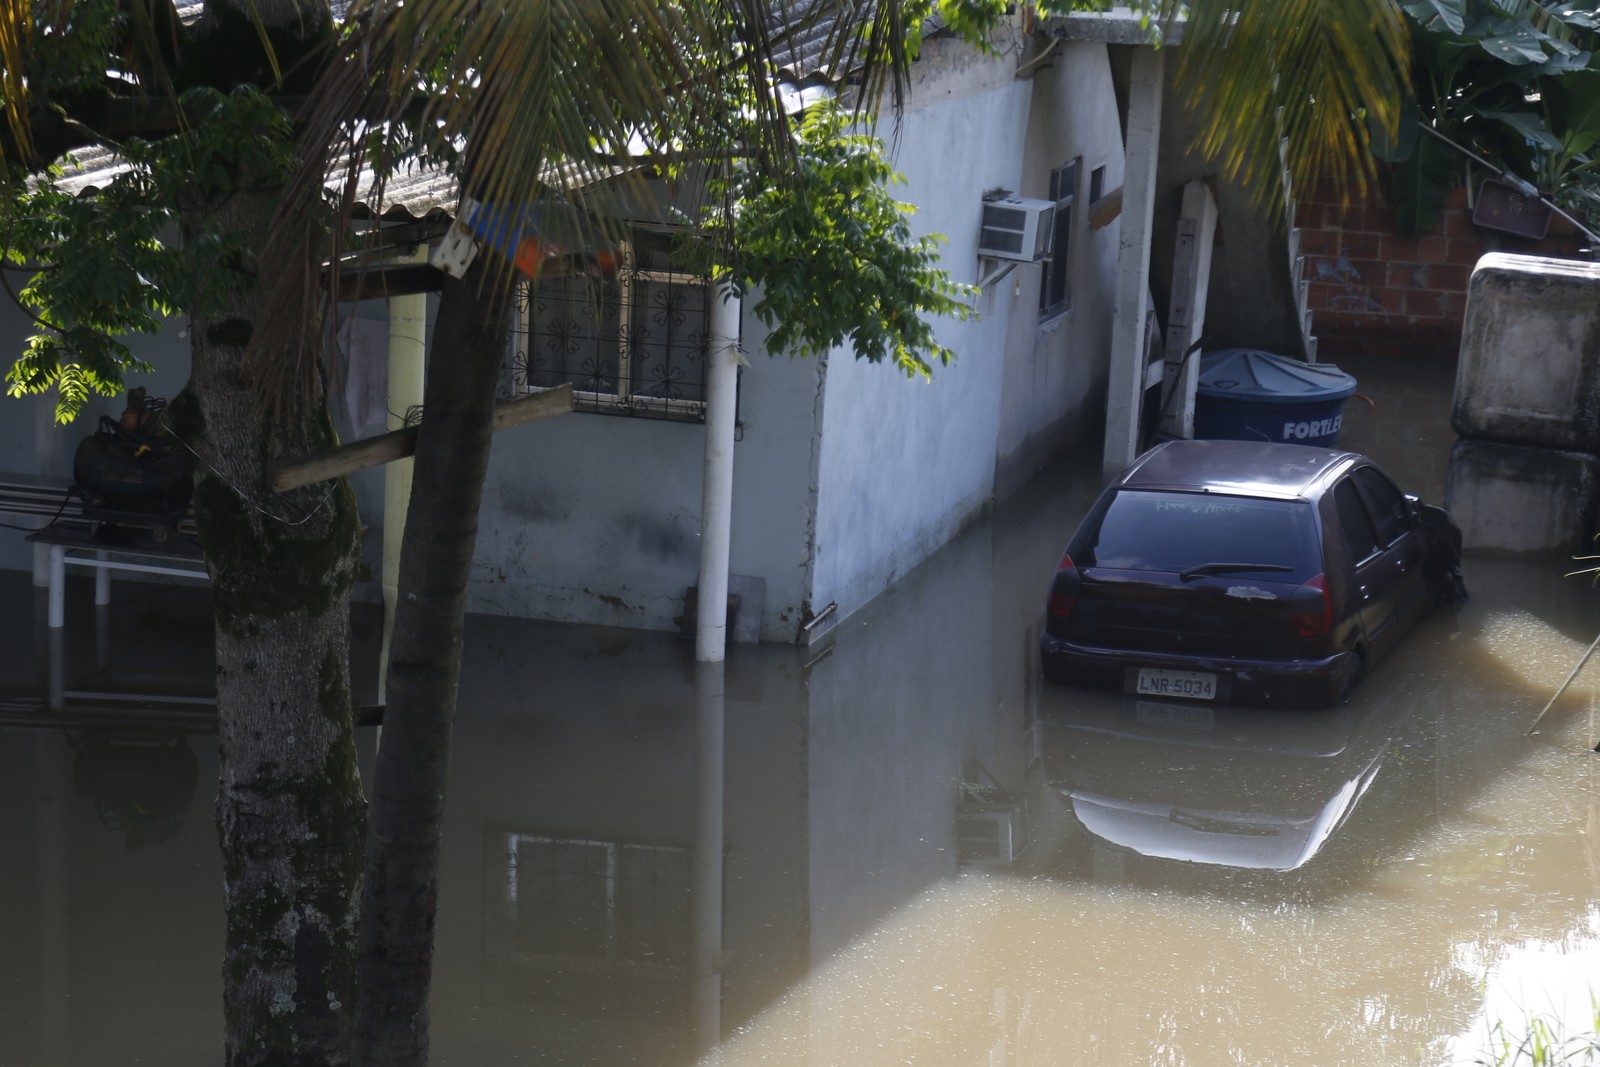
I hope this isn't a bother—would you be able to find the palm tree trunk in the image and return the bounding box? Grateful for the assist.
[352,257,512,1066]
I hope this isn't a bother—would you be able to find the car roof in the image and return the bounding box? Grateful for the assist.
[1116,439,1360,499]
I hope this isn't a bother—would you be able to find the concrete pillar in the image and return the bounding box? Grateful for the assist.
[1102,46,1164,477]
[696,279,742,665]
[1159,180,1219,440]
[379,249,429,702]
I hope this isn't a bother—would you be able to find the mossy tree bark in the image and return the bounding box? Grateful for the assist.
[352,257,511,1067]
[174,127,366,1067]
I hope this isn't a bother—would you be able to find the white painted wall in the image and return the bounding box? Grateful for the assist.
[807,35,1125,634]
[465,325,823,637]
[995,40,1124,497]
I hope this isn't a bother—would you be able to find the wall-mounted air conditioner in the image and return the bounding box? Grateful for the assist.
[978,195,1055,262]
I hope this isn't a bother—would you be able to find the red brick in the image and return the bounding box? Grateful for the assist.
[1430,263,1472,292]
[1445,238,1487,267]
[1416,235,1451,263]
[1361,202,1401,233]
[1444,185,1471,210]
[1342,258,1388,286]
[1367,287,1405,315]
[1403,289,1444,318]
[1308,255,1360,285]
[1342,232,1382,259]
[1298,228,1336,256]
[1387,262,1430,289]
[1444,209,1477,239]
[1384,234,1424,260]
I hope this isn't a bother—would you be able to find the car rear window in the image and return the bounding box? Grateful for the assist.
[1077,490,1319,580]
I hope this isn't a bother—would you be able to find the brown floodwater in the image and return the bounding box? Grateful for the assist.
[2,457,1598,1066]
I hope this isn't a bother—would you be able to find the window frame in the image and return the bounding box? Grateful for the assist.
[1039,158,1079,321]
[509,228,720,422]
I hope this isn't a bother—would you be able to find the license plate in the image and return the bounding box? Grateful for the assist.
[1134,668,1217,701]
[1136,700,1216,730]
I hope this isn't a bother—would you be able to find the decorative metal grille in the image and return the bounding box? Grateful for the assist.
[505,230,718,421]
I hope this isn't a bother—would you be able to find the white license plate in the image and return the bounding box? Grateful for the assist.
[1134,668,1217,701]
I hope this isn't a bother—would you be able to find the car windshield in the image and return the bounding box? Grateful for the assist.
[1080,490,1318,580]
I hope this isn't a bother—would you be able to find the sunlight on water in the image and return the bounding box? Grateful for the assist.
[1445,921,1600,1066]
[1475,608,1599,692]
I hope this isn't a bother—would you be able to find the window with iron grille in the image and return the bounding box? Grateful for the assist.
[507,228,717,421]
[1039,159,1078,320]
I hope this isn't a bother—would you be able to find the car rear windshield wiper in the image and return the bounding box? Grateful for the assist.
[1178,562,1295,581]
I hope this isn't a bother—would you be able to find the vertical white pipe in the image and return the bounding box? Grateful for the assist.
[379,249,429,702]
[692,658,726,1058]
[1102,47,1164,476]
[696,279,741,664]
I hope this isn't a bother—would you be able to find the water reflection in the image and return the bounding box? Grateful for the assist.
[3,456,1600,1066]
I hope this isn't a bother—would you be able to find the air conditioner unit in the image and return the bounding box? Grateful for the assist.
[978,195,1055,262]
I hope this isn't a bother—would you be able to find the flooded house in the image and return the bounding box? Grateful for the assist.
[0,14,1130,645]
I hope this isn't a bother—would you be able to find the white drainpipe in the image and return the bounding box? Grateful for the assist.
[695,278,742,664]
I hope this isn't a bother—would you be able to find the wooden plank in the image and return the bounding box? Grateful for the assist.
[270,385,573,492]
[1089,185,1123,231]
[333,263,447,302]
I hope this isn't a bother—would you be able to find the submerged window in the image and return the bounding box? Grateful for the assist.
[509,229,720,421]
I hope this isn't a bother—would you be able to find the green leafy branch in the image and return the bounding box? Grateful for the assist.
[687,99,976,380]
[3,84,295,422]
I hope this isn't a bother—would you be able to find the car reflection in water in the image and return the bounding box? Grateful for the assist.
[1031,669,1426,881]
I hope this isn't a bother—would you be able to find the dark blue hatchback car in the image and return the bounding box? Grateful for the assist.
[1039,440,1464,708]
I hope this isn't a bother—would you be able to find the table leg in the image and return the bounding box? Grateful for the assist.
[94,550,110,606]
[48,545,65,628]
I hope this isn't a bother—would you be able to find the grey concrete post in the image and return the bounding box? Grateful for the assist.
[1102,47,1164,476]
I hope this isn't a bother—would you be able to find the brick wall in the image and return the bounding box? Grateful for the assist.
[1295,179,1592,362]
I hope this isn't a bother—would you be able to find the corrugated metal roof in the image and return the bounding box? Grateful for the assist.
[46,3,846,221]
[50,144,460,219]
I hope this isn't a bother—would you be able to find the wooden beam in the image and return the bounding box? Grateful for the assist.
[1090,185,1123,231]
[333,263,447,302]
[271,385,574,492]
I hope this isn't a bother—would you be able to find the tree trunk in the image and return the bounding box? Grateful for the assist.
[352,257,512,1066]
[176,182,366,1066]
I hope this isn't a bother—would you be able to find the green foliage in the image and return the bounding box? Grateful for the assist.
[1392,0,1600,234]
[1477,996,1600,1066]
[2,85,294,422]
[685,99,976,380]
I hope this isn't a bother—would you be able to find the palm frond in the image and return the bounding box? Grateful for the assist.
[1164,0,1411,213]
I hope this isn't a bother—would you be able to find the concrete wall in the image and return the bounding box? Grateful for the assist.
[993,40,1123,499]
[466,314,821,636]
[808,34,1125,631]
[1445,254,1600,555]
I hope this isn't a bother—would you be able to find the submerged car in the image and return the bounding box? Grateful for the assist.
[1039,439,1464,708]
